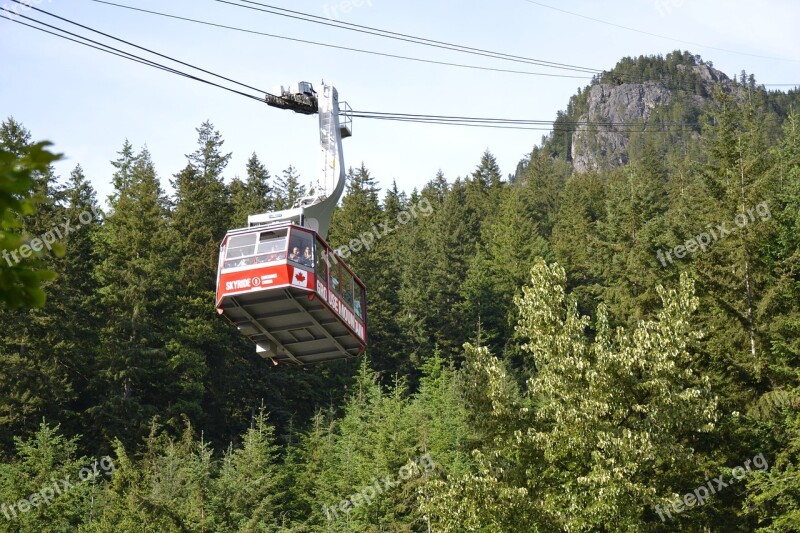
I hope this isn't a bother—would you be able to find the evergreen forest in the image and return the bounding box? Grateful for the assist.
[1,52,800,531]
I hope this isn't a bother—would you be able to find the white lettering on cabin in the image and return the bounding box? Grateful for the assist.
[316,280,328,301]
[225,278,252,291]
[321,285,365,341]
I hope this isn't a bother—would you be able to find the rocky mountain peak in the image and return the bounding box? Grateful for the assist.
[567,56,733,174]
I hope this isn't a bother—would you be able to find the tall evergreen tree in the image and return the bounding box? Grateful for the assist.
[229,152,273,228]
[0,120,67,450]
[329,164,411,378]
[90,145,175,448]
[594,142,671,324]
[44,165,104,443]
[274,165,306,210]
[551,172,606,315]
[171,120,231,289]
[399,179,473,358]
[690,90,774,405]
[167,121,240,442]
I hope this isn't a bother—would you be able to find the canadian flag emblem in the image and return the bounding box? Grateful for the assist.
[291,268,308,288]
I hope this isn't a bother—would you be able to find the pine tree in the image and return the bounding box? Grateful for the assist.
[167,121,247,444]
[274,165,306,209]
[211,410,284,531]
[43,165,104,445]
[517,149,569,239]
[594,142,671,324]
[759,111,800,384]
[409,351,474,476]
[474,185,550,353]
[743,112,800,531]
[86,422,214,531]
[0,122,67,451]
[464,150,501,237]
[458,246,502,349]
[400,179,473,357]
[90,145,175,447]
[0,422,109,531]
[329,164,411,378]
[421,344,534,531]
[690,90,775,406]
[170,120,231,290]
[282,410,339,527]
[229,152,273,228]
[551,172,606,315]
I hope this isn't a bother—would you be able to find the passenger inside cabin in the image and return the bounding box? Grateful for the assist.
[289,246,301,262]
[302,246,313,267]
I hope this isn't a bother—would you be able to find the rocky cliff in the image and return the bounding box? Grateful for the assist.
[570,64,731,173]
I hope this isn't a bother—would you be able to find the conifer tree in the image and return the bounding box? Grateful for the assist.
[550,172,606,315]
[44,165,104,442]
[229,152,273,228]
[330,164,410,377]
[282,410,339,527]
[211,410,284,531]
[274,165,306,209]
[464,150,501,239]
[517,149,569,239]
[171,120,231,290]
[91,145,175,447]
[400,179,473,357]
[760,112,800,383]
[87,422,214,530]
[743,112,800,531]
[0,121,67,450]
[471,185,550,352]
[0,422,108,531]
[688,90,775,418]
[594,142,671,324]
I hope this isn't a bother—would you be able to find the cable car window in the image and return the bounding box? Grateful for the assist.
[340,270,354,309]
[256,232,287,263]
[288,229,314,267]
[227,234,257,259]
[315,240,327,281]
[224,234,257,268]
[329,254,342,295]
[354,286,365,320]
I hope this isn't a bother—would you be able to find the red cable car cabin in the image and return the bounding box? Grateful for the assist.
[215,224,367,365]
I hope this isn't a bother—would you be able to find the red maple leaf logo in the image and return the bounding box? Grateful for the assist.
[295,272,306,283]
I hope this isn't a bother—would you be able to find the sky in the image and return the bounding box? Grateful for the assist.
[1,0,799,208]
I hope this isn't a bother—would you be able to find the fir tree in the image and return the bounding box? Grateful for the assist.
[90,145,175,447]
[229,152,273,228]
[274,165,306,210]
